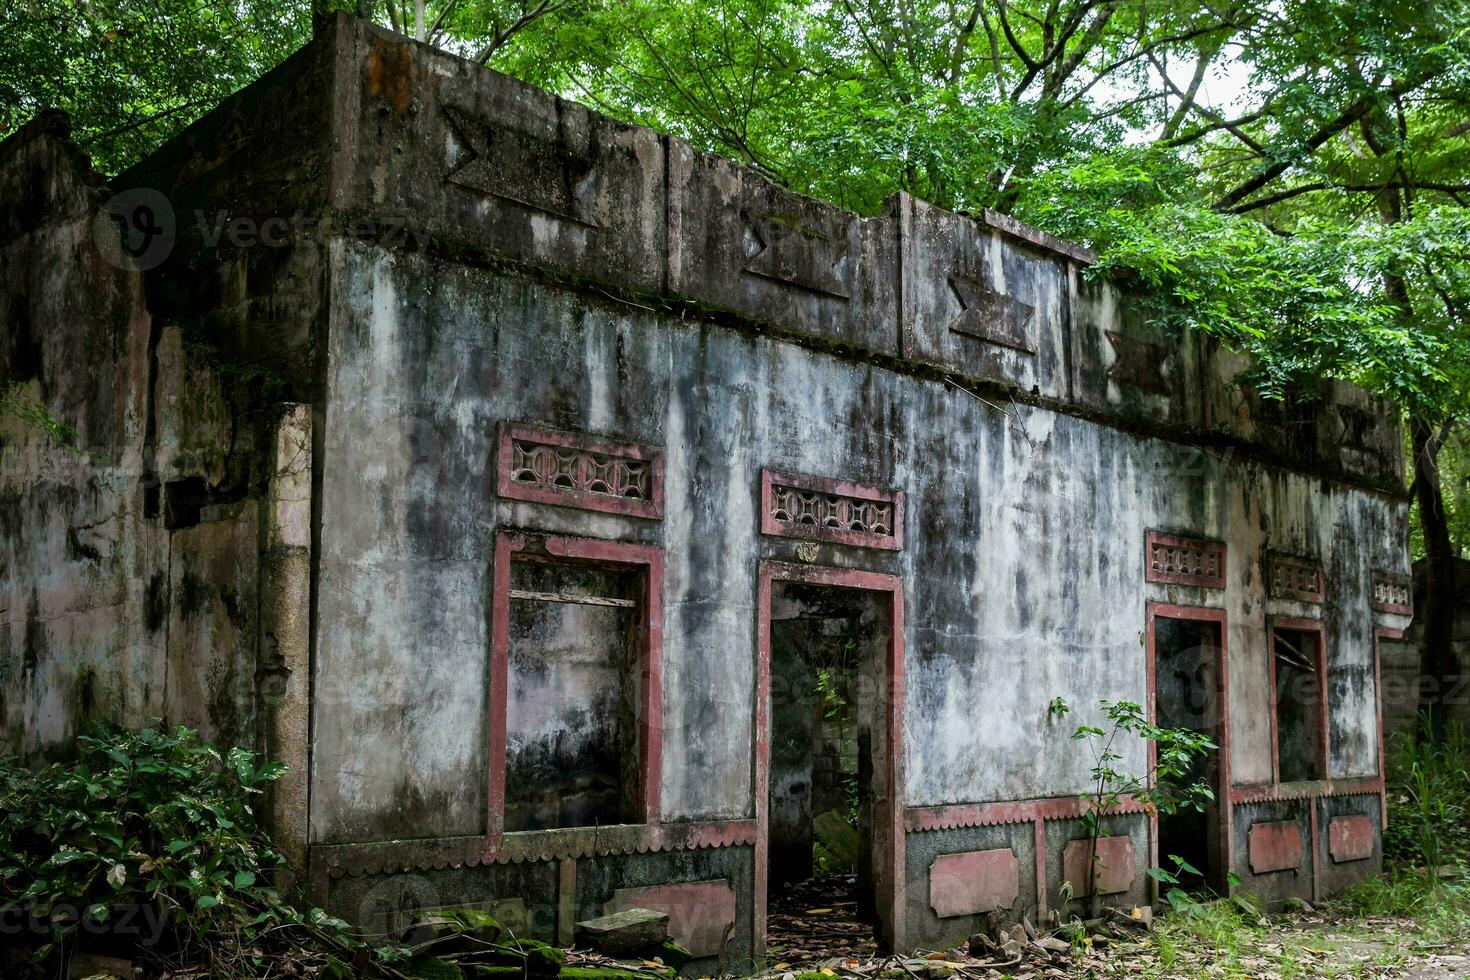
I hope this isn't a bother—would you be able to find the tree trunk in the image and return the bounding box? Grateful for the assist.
[1412,416,1459,742]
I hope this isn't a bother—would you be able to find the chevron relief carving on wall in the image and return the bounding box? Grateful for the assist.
[1106,330,1169,395]
[442,104,599,228]
[945,272,1036,354]
[740,211,851,299]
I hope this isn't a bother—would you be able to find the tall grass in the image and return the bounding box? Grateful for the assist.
[1333,716,1470,941]
[1382,716,1470,873]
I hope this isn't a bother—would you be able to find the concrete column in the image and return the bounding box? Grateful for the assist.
[258,403,313,877]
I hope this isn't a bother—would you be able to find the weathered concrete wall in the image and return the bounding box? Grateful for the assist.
[309,243,1407,807]
[0,115,314,871]
[0,113,162,753]
[281,15,1409,949]
[5,14,1416,961]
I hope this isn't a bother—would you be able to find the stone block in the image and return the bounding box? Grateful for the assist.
[1329,815,1374,863]
[576,908,670,957]
[1061,836,1134,897]
[1315,380,1402,485]
[606,880,737,958]
[929,848,1020,918]
[1071,279,1204,429]
[1249,820,1304,874]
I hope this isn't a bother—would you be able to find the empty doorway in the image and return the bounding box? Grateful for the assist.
[757,563,904,954]
[1148,604,1229,895]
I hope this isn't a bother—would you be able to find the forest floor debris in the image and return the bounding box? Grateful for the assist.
[756,876,1470,980]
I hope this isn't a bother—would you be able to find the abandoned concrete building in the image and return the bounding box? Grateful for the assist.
[0,13,1416,969]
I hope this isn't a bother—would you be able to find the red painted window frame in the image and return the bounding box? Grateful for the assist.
[1144,530,1227,589]
[497,422,665,520]
[755,561,905,951]
[1372,626,1402,829]
[1145,602,1233,893]
[759,469,904,551]
[486,531,664,860]
[1266,616,1330,786]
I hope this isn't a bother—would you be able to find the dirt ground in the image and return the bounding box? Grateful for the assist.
[758,876,1470,980]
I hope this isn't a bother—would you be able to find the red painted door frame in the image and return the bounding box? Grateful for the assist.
[1145,602,1233,894]
[756,561,906,953]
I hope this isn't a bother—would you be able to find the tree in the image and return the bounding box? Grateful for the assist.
[0,0,311,174]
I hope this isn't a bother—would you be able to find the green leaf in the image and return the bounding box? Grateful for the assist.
[1168,854,1203,877]
[1165,887,1196,913]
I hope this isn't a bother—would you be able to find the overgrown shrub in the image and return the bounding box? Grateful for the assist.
[0,725,364,977]
[1383,717,1470,871]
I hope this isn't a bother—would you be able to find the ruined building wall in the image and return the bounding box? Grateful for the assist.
[1380,557,1470,740]
[6,14,1415,968]
[0,113,313,867]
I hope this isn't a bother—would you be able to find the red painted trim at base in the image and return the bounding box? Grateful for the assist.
[903,794,1151,832]
[310,818,758,880]
[1229,776,1384,805]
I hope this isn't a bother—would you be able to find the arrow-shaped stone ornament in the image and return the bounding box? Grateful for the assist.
[1105,330,1169,395]
[741,212,851,299]
[946,273,1036,354]
[442,103,598,227]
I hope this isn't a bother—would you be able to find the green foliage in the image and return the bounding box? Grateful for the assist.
[1334,865,1470,944]
[0,383,95,458]
[6,0,1469,441]
[0,725,363,976]
[1065,698,1218,827]
[1057,697,1216,908]
[0,0,310,173]
[1383,716,1470,872]
[815,663,859,822]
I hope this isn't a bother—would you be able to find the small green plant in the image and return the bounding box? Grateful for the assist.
[1056,697,1217,913]
[815,664,858,822]
[1334,865,1470,942]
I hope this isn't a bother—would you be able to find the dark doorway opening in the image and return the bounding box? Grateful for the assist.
[766,581,888,954]
[1152,612,1226,895]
